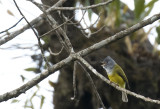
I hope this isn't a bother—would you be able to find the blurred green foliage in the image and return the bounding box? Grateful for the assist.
[134,0,158,21]
[156,25,160,44]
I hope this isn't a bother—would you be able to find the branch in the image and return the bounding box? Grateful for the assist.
[0,17,24,34]
[71,61,78,100]
[13,0,50,68]
[0,16,43,46]
[49,46,64,56]
[49,0,113,11]
[0,13,160,102]
[78,13,160,56]
[29,0,74,54]
[53,0,67,7]
[75,56,160,104]
[0,55,73,102]
[39,15,74,38]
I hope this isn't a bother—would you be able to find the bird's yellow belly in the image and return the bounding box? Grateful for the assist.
[108,74,125,88]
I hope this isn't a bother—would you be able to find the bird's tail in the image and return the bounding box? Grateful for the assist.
[122,92,128,102]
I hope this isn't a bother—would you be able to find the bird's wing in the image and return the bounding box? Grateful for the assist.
[114,64,130,89]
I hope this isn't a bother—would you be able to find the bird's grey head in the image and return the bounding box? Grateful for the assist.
[101,56,116,74]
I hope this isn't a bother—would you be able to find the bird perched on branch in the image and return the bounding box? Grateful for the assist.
[101,56,130,102]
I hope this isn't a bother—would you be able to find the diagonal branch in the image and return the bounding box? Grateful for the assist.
[0,17,24,34]
[13,0,50,68]
[75,56,160,104]
[0,55,73,102]
[78,13,160,56]
[0,16,43,46]
[0,12,160,102]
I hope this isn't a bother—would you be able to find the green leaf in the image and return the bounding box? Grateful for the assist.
[11,99,19,103]
[40,95,45,109]
[143,0,158,18]
[20,75,26,82]
[95,0,101,4]
[145,0,158,8]
[134,0,145,20]
[107,0,121,27]
[30,91,37,100]
[24,100,29,108]
[88,9,93,21]
[156,26,160,44]
[24,67,38,72]
[114,0,121,26]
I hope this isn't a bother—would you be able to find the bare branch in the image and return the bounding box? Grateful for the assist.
[26,0,50,8]
[28,0,70,53]
[80,12,101,30]
[29,0,74,54]
[39,15,74,38]
[53,0,67,7]
[75,56,160,104]
[0,17,24,34]
[48,46,64,56]
[50,0,113,11]
[13,0,50,68]
[88,25,105,38]
[78,13,160,56]
[71,61,78,101]
[0,16,43,46]
[0,55,74,102]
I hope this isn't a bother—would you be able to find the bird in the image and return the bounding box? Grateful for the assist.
[101,56,129,102]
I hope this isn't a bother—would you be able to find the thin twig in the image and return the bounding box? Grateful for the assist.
[48,46,64,56]
[82,10,89,30]
[80,12,101,30]
[67,11,89,38]
[77,61,106,109]
[0,16,43,46]
[80,12,103,38]
[26,0,50,8]
[53,0,67,7]
[28,0,70,53]
[13,0,50,68]
[50,0,113,11]
[0,17,24,34]
[68,11,102,38]
[29,0,74,54]
[39,15,74,38]
[88,25,105,38]
[67,11,86,25]
[71,61,78,100]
